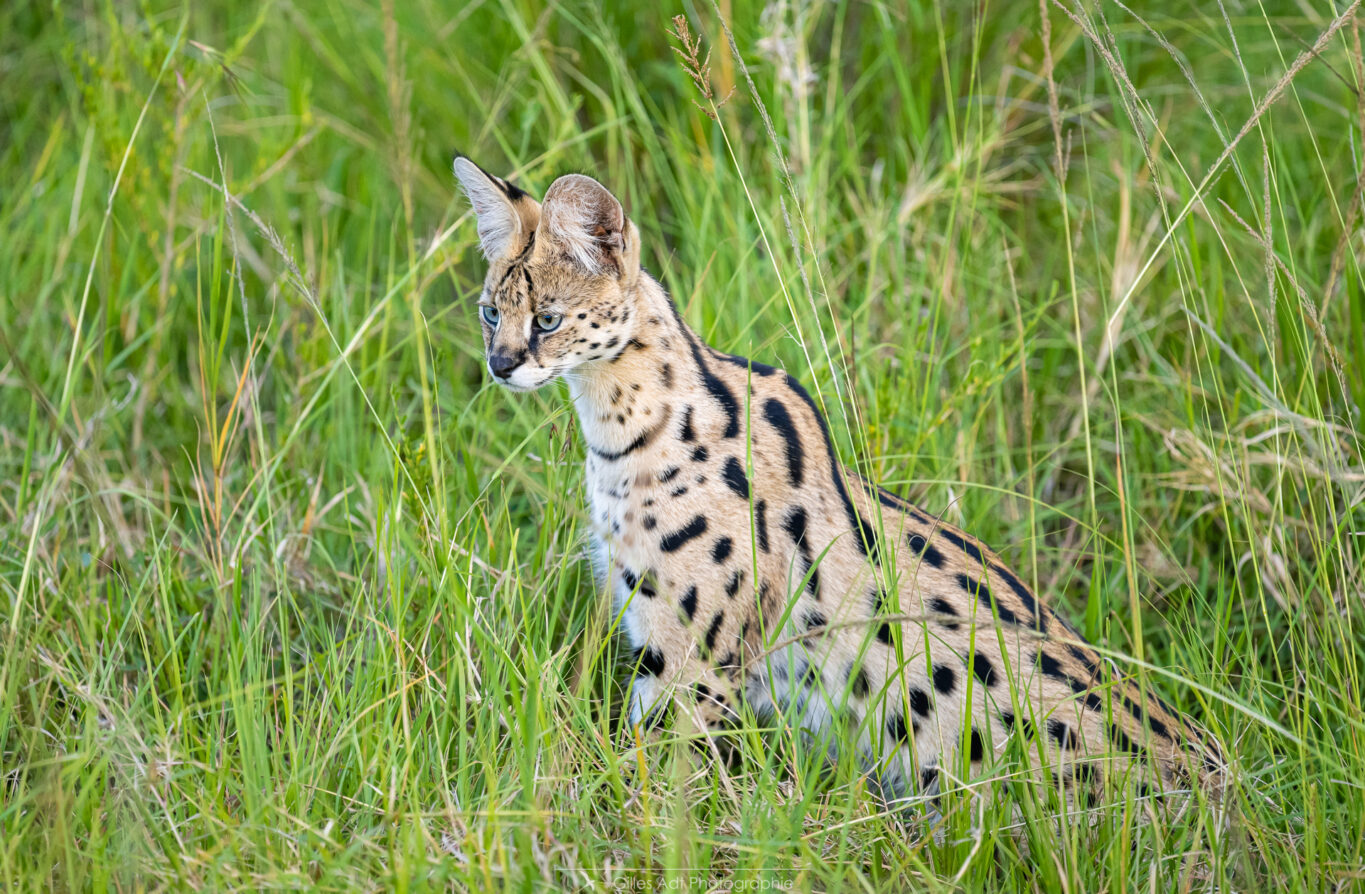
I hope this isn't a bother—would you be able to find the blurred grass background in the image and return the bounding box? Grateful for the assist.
[1,0,1363,889]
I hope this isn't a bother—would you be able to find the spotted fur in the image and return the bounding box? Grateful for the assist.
[454,158,1226,805]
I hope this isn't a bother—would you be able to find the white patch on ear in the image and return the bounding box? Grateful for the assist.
[541,174,625,276]
[453,157,521,259]
[545,189,604,274]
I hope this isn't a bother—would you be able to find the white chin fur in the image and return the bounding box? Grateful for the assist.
[492,366,558,392]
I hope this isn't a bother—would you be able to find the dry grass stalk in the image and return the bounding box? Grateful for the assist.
[668,14,732,120]
[1038,0,1067,182]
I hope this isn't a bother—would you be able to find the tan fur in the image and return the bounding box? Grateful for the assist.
[454,158,1225,804]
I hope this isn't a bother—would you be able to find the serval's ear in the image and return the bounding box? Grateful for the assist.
[540,173,634,278]
[453,156,534,260]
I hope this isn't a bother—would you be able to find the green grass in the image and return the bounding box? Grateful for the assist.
[2,0,1363,889]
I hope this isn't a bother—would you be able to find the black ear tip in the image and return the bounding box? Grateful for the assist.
[499,177,530,202]
[451,153,532,202]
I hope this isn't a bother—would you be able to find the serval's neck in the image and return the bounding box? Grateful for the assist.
[568,275,700,462]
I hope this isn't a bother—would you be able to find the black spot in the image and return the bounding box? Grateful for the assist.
[969,728,986,762]
[716,652,737,670]
[933,664,956,696]
[637,646,665,676]
[800,662,820,688]
[778,372,880,561]
[874,484,924,518]
[660,363,674,389]
[758,580,774,612]
[711,537,733,563]
[928,596,960,631]
[971,653,998,687]
[909,687,931,718]
[992,564,1043,631]
[679,586,698,622]
[1118,691,1172,741]
[782,505,809,545]
[1047,719,1078,750]
[870,587,888,615]
[783,506,820,600]
[691,445,709,463]
[906,533,946,568]
[1037,650,1065,680]
[1051,667,1108,713]
[1002,711,1037,739]
[1067,644,1104,683]
[620,568,638,590]
[849,664,869,698]
[887,713,912,744]
[875,623,893,645]
[762,398,804,487]
[659,466,680,483]
[755,500,770,552]
[804,610,827,631]
[643,515,657,531]
[703,612,725,653]
[670,485,688,498]
[686,337,739,438]
[589,412,670,461]
[660,516,708,552]
[938,527,985,565]
[680,406,696,442]
[959,573,1018,625]
[716,352,779,377]
[721,456,749,500]
[724,569,744,598]
[920,767,939,793]
[604,336,619,349]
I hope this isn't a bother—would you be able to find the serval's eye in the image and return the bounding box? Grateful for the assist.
[535,312,563,332]
[480,305,500,327]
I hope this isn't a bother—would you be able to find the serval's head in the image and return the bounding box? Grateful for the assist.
[454,157,642,392]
